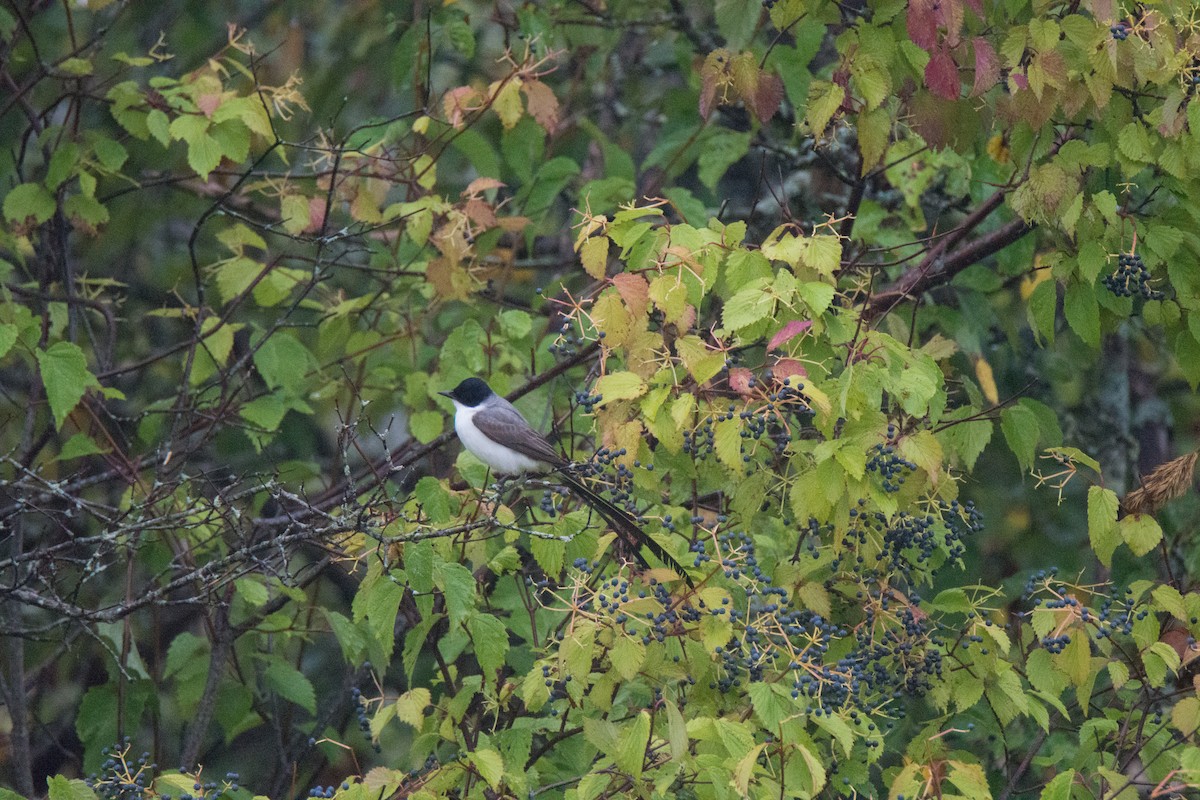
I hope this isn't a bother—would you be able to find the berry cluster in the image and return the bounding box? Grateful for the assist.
[574,389,603,413]
[88,740,156,800]
[1110,22,1131,40]
[866,429,915,492]
[350,686,372,739]
[700,529,944,716]
[1023,571,1158,651]
[1102,252,1163,300]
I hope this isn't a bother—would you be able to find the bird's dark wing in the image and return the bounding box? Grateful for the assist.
[471,403,566,467]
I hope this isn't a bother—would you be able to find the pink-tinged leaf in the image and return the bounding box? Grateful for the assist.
[934,0,966,47]
[906,0,938,51]
[521,79,559,132]
[729,367,754,395]
[962,0,983,15]
[197,93,221,118]
[1011,72,1028,91]
[768,320,813,350]
[970,37,999,97]
[772,358,807,381]
[753,73,785,124]
[612,273,650,318]
[925,49,960,100]
[443,86,481,129]
[307,197,328,234]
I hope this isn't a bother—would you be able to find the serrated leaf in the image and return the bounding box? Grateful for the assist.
[1000,405,1040,472]
[3,182,56,225]
[37,342,102,430]
[614,711,650,777]
[1120,513,1162,557]
[580,235,609,279]
[468,613,509,676]
[806,81,844,134]
[262,659,316,714]
[593,371,646,405]
[1063,280,1099,347]
[610,635,646,680]
[1088,486,1120,567]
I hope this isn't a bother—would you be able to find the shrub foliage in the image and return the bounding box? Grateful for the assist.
[3,1,1200,799]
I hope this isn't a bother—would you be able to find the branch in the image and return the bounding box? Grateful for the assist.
[867,215,1033,317]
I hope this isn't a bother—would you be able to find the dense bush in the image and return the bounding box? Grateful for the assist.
[3,1,1200,798]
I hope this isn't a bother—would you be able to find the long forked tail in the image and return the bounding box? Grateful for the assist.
[556,471,694,587]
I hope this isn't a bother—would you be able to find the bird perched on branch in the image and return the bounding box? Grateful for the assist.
[439,377,691,585]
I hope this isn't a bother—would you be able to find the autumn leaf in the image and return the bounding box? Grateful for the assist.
[906,0,939,50]
[971,38,1000,97]
[768,320,812,350]
[753,73,784,124]
[443,86,481,128]
[521,79,559,132]
[925,49,960,100]
[612,272,650,318]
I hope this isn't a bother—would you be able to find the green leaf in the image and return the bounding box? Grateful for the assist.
[1000,404,1040,472]
[797,281,836,317]
[46,143,81,189]
[47,777,97,800]
[1087,486,1120,567]
[262,658,317,714]
[252,332,315,394]
[36,342,102,430]
[3,182,56,225]
[723,278,775,330]
[610,635,646,680]
[93,137,129,172]
[697,129,752,189]
[434,560,476,627]
[413,476,451,523]
[1027,278,1056,344]
[0,323,17,360]
[593,371,646,405]
[57,433,110,461]
[1120,513,1162,557]
[806,81,844,134]
[468,613,509,676]
[409,409,444,444]
[1063,280,1099,347]
[468,748,505,790]
[613,711,650,777]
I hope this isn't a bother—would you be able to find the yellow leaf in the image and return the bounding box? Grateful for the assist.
[974,355,999,405]
[491,80,523,129]
[580,236,609,279]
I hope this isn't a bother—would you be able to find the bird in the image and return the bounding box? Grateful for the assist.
[439,377,691,585]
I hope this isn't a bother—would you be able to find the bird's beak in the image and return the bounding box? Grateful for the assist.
[437,390,453,399]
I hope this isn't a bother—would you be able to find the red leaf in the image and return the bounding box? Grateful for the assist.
[924,49,960,100]
[752,73,784,124]
[772,358,807,381]
[768,320,812,351]
[970,37,999,97]
[906,0,938,51]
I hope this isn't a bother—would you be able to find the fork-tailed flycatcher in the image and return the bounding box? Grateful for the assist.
[439,377,690,585]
